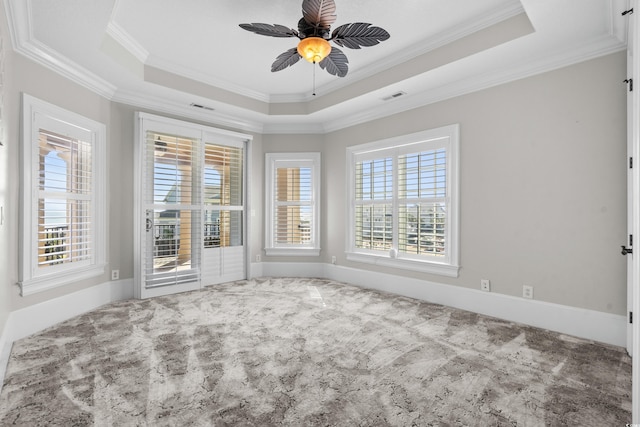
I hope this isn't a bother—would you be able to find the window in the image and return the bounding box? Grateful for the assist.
[265,152,321,256]
[19,94,106,296]
[346,125,459,277]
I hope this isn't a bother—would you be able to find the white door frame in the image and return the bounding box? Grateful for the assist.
[133,112,253,299]
[627,0,640,422]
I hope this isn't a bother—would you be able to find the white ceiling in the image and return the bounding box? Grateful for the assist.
[3,0,630,133]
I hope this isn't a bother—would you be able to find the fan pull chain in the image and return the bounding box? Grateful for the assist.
[312,62,317,96]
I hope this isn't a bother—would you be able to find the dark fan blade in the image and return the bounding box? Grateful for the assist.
[319,47,348,77]
[239,23,298,38]
[331,23,390,49]
[302,0,337,29]
[271,48,302,72]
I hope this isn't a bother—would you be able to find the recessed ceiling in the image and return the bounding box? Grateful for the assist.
[3,0,629,133]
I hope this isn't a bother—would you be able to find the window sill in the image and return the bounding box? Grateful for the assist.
[345,252,459,277]
[19,263,107,296]
[264,247,321,257]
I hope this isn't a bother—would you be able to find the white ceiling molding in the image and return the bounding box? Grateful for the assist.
[2,0,630,135]
[3,0,116,99]
[118,30,627,136]
[145,54,272,104]
[111,89,264,134]
[304,35,627,134]
[105,21,149,64]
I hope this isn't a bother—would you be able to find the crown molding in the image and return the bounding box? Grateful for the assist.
[146,54,272,103]
[4,0,116,99]
[105,21,149,63]
[112,89,264,134]
[321,34,626,134]
[262,120,326,135]
[2,0,628,136]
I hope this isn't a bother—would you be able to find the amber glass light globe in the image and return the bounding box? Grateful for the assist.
[297,37,332,63]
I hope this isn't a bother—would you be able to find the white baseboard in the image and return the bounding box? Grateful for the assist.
[254,261,325,279]
[0,278,134,393]
[257,262,627,348]
[0,266,627,394]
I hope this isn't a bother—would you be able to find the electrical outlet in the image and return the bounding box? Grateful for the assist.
[256,254,261,262]
[111,269,119,281]
[523,285,534,299]
[480,279,491,292]
[331,256,336,265]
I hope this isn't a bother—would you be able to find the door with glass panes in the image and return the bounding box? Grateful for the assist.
[201,141,245,285]
[136,113,247,299]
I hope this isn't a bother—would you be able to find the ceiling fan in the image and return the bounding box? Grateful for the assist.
[239,0,390,78]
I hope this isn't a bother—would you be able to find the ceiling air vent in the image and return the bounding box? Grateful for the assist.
[190,103,215,111]
[382,91,406,101]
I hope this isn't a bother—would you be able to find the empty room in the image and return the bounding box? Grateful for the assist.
[0,0,638,425]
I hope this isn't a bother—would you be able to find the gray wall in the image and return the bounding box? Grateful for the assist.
[6,53,116,311]
[261,133,325,263]
[322,52,627,315]
[0,35,627,322]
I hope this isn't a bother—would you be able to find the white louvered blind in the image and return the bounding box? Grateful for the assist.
[204,143,244,248]
[397,148,447,256]
[144,132,201,289]
[274,166,313,245]
[265,153,320,255]
[37,129,92,267]
[355,157,393,251]
[347,125,459,275]
[352,140,450,260]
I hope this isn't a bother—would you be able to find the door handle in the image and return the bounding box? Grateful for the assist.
[621,245,633,255]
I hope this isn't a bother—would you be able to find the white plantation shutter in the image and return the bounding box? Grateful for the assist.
[204,143,244,248]
[143,131,201,289]
[20,94,106,296]
[347,125,460,277]
[275,166,312,244]
[136,113,250,296]
[265,153,321,256]
[38,130,93,267]
[202,141,246,285]
[355,157,393,251]
[397,147,447,256]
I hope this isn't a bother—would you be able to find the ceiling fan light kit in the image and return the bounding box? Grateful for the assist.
[297,37,332,63]
[239,0,390,79]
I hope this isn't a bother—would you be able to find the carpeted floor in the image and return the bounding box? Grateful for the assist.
[0,277,632,426]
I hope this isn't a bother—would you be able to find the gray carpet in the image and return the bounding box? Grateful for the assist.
[0,277,632,426]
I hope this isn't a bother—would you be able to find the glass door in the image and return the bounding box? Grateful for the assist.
[135,113,251,299]
[141,131,202,298]
[201,141,245,285]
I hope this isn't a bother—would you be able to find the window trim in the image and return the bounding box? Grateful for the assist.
[19,94,107,296]
[264,152,321,257]
[346,125,460,277]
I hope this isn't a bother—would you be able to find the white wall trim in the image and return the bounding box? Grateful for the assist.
[252,262,627,348]
[257,261,325,279]
[0,278,134,395]
[4,0,626,136]
[0,265,627,395]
